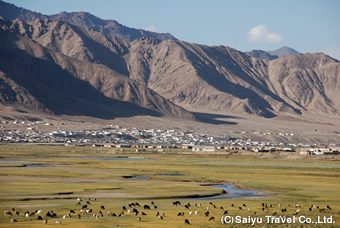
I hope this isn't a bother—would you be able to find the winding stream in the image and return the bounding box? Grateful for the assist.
[196,184,266,200]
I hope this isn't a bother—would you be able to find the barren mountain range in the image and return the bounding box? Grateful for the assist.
[0,1,340,129]
[0,1,176,42]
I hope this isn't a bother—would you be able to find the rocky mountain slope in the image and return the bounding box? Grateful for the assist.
[1,14,339,121]
[0,0,176,42]
[0,21,193,119]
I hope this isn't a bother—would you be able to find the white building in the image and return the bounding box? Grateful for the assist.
[192,146,216,152]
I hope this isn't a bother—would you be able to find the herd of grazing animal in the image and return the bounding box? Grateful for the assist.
[2,199,335,225]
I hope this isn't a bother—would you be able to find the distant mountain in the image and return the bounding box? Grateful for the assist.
[267,46,299,58]
[0,0,176,41]
[246,46,300,60]
[246,50,278,60]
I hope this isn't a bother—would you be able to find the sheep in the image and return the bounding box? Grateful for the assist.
[86,209,92,214]
[143,205,151,210]
[184,219,191,225]
[209,217,215,221]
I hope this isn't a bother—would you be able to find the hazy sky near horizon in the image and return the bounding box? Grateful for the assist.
[5,0,340,59]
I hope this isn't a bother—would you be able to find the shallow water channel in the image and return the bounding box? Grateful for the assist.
[196,184,266,200]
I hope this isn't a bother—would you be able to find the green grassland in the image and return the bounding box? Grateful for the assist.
[0,145,339,227]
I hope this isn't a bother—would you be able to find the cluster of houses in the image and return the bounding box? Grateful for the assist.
[0,120,339,155]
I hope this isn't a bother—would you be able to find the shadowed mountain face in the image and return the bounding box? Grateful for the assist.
[0,28,193,119]
[0,11,339,121]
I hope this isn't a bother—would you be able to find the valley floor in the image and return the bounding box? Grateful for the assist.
[0,145,339,227]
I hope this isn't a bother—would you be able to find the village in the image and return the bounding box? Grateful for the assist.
[0,120,339,156]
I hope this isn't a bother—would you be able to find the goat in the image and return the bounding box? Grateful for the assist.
[4,210,12,216]
[204,210,209,217]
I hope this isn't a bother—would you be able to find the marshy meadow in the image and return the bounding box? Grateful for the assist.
[0,145,339,227]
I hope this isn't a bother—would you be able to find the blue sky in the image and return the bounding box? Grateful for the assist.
[5,0,340,59]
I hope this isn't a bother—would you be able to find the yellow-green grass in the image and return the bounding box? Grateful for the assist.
[0,145,339,227]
